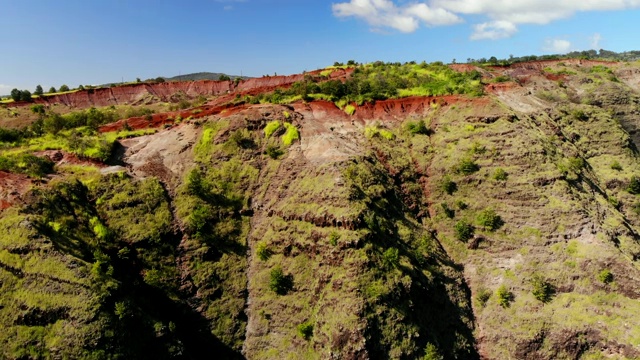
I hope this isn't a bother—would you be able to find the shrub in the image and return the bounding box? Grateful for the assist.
[422,343,444,360]
[256,241,271,261]
[297,321,314,340]
[269,266,293,295]
[531,274,554,303]
[440,176,457,195]
[628,176,640,195]
[265,145,284,159]
[454,221,474,242]
[378,129,395,140]
[59,84,70,92]
[382,247,400,267]
[344,104,356,115]
[476,288,492,307]
[264,120,281,138]
[48,86,57,93]
[611,161,623,171]
[493,168,508,181]
[572,110,588,121]
[0,153,54,178]
[496,285,513,308]
[441,203,455,218]
[456,157,479,175]
[455,200,468,210]
[492,75,511,83]
[406,119,429,135]
[476,209,502,231]
[282,122,299,146]
[469,141,486,154]
[597,269,614,284]
[30,104,45,115]
[329,231,340,246]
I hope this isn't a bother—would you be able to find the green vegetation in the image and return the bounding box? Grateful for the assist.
[256,241,271,261]
[406,119,430,135]
[264,120,281,138]
[611,160,623,171]
[454,221,474,242]
[245,61,484,106]
[597,269,614,284]
[297,321,314,340]
[456,157,479,175]
[265,145,284,159]
[269,266,293,295]
[365,124,395,140]
[0,152,53,177]
[493,168,508,181]
[496,285,512,308]
[282,122,299,146]
[476,209,502,231]
[628,176,640,194]
[344,104,356,115]
[440,175,457,195]
[531,274,554,303]
[475,288,492,307]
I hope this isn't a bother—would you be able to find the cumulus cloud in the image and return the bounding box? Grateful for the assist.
[332,0,461,33]
[332,0,640,39]
[543,38,572,53]
[470,21,517,40]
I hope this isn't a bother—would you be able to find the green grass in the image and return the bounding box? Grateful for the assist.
[264,120,281,138]
[344,104,356,116]
[365,125,395,140]
[283,122,299,146]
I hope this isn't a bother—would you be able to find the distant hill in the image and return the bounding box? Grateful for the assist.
[164,72,250,82]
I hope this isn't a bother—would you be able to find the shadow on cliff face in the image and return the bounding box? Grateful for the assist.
[343,157,478,359]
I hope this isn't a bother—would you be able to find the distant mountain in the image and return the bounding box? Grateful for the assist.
[164,72,250,82]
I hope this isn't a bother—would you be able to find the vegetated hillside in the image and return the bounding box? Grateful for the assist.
[165,72,249,82]
[2,59,640,359]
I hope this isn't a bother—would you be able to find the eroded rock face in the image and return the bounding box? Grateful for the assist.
[5,60,640,359]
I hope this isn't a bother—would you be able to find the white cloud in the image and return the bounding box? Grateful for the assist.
[332,0,640,39]
[543,38,572,53]
[470,21,517,40]
[590,33,602,49]
[332,0,461,33]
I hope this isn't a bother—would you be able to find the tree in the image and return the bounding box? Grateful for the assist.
[48,86,57,94]
[59,84,70,92]
[218,74,231,81]
[454,221,474,242]
[78,85,85,90]
[531,274,554,303]
[34,85,43,96]
[10,89,20,101]
[269,266,293,295]
[19,90,32,102]
[476,209,502,231]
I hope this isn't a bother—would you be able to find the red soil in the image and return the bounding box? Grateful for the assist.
[449,64,479,72]
[485,82,519,93]
[0,171,32,210]
[9,68,355,110]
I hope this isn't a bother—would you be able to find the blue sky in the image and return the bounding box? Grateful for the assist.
[1,0,638,93]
